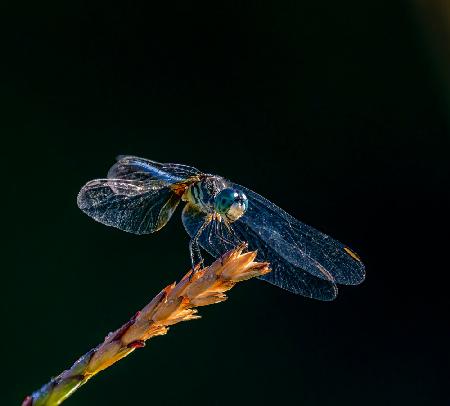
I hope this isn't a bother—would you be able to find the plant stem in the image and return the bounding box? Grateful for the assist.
[22,244,270,406]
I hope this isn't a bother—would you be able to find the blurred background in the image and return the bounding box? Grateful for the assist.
[4,1,449,405]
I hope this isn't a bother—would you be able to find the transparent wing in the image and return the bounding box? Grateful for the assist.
[108,156,203,183]
[181,204,338,300]
[230,183,366,286]
[77,179,181,234]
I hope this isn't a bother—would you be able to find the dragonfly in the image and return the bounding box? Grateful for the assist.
[77,156,365,300]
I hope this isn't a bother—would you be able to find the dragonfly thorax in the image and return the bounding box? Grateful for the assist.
[183,176,228,212]
[183,177,248,222]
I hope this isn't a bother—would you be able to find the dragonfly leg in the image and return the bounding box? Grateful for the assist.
[189,237,204,271]
[188,218,211,275]
[222,219,243,245]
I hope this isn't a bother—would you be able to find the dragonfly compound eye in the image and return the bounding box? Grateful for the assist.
[214,188,248,221]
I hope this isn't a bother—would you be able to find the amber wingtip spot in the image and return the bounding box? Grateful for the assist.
[344,247,361,262]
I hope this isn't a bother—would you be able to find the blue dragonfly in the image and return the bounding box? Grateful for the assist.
[78,156,365,300]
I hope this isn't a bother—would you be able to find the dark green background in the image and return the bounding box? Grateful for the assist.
[5,1,449,405]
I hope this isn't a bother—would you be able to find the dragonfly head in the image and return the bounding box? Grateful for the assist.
[214,188,248,222]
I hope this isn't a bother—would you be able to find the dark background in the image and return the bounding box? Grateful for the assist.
[5,1,449,405]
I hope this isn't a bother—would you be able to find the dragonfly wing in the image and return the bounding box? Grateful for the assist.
[108,156,203,183]
[230,183,365,286]
[181,203,338,300]
[77,179,181,234]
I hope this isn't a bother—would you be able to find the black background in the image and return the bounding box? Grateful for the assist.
[5,1,450,405]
